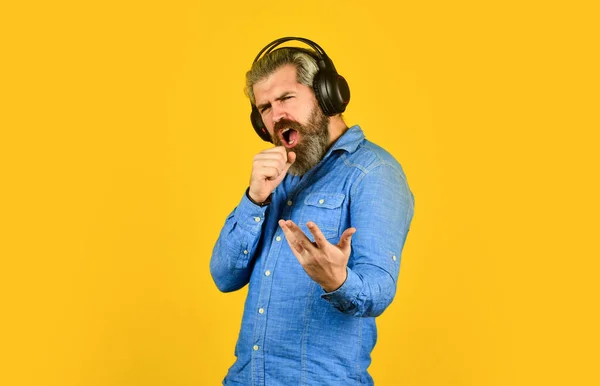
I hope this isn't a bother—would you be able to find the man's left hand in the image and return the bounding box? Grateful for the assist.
[278,219,356,292]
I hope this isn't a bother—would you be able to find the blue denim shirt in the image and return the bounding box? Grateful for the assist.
[210,125,414,385]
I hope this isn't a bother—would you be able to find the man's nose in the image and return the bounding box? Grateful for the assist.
[271,103,287,123]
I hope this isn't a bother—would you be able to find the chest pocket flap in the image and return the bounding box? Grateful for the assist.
[301,193,346,239]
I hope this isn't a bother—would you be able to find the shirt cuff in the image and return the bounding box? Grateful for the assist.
[320,267,362,312]
[233,190,269,234]
[245,187,272,207]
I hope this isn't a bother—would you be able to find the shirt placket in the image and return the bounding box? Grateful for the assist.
[252,195,295,386]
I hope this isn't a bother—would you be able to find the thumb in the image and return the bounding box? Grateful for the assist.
[287,151,296,165]
[283,151,296,173]
[337,227,356,253]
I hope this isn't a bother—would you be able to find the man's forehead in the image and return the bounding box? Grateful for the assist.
[253,65,300,100]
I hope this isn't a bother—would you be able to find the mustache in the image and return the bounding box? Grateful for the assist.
[273,119,304,133]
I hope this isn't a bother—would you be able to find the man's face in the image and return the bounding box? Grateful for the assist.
[253,64,330,176]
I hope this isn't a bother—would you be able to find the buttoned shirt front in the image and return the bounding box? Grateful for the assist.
[210,125,414,385]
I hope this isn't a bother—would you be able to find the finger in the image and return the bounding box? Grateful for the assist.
[279,151,296,175]
[284,220,320,257]
[254,151,286,159]
[261,146,288,159]
[286,151,296,165]
[278,219,307,260]
[254,166,281,180]
[262,145,287,153]
[337,227,356,254]
[280,219,318,252]
[254,154,287,166]
[306,221,328,249]
[255,147,287,161]
[257,150,294,168]
[281,163,292,177]
[253,159,285,172]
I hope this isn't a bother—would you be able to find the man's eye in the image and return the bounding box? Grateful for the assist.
[260,107,270,113]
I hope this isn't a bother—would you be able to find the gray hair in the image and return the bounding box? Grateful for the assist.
[245,47,319,106]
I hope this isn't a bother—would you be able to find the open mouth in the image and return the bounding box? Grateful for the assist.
[279,127,299,148]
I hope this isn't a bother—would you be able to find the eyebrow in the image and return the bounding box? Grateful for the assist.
[256,91,294,112]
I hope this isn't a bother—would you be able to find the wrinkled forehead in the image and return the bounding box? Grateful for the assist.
[252,64,302,102]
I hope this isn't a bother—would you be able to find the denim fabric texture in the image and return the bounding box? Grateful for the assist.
[210,125,415,385]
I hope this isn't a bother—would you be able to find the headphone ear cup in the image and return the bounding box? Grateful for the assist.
[313,70,350,116]
[250,105,273,143]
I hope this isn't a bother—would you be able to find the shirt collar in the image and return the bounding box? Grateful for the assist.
[328,125,365,155]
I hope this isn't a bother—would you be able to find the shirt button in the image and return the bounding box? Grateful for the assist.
[392,255,397,261]
[243,250,249,255]
[275,236,281,242]
[287,200,293,206]
[253,345,259,351]
[265,270,271,276]
[318,199,325,204]
[254,217,261,222]
[258,308,264,314]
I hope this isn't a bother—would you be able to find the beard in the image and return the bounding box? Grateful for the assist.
[272,105,330,176]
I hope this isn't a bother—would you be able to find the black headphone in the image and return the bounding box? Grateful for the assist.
[249,37,351,142]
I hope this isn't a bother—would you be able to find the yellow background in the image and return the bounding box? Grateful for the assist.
[1,1,598,385]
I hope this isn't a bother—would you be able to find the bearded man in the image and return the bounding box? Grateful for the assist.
[210,37,415,385]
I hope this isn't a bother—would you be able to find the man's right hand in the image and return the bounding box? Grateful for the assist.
[248,147,296,203]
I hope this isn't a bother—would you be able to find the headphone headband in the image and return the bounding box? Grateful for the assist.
[253,37,327,63]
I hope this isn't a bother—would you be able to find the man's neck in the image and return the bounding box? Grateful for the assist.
[327,116,349,146]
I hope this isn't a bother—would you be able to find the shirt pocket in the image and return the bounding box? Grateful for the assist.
[300,192,345,240]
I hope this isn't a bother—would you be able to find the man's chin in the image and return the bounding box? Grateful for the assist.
[287,151,321,176]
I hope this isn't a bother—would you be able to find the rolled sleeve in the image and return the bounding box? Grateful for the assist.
[321,267,362,313]
[321,163,414,317]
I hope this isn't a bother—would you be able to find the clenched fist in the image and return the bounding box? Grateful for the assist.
[248,147,296,203]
